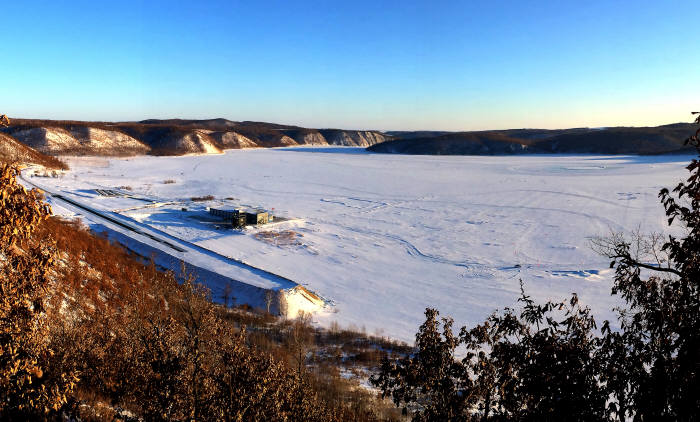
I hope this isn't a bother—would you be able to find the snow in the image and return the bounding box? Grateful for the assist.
[28,148,691,343]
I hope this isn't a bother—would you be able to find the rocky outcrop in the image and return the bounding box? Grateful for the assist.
[281,129,328,145]
[210,131,258,149]
[273,134,298,147]
[319,130,387,147]
[157,130,222,155]
[251,134,298,148]
[296,132,326,145]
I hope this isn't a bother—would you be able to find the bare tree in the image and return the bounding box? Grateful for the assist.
[222,283,233,308]
[286,312,314,378]
[265,289,275,314]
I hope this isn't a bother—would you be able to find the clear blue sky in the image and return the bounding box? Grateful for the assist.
[1,1,698,130]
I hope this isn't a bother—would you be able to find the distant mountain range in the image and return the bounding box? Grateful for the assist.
[0,118,696,166]
[0,118,389,157]
[372,123,697,155]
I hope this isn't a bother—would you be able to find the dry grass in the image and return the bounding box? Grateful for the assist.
[218,306,409,420]
[254,230,304,247]
[35,216,403,420]
[190,194,215,201]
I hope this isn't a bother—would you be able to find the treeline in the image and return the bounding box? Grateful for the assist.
[372,115,700,420]
[369,122,696,155]
[0,165,405,421]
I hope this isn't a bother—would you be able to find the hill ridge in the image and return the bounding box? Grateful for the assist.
[2,118,389,156]
[370,123,696,155]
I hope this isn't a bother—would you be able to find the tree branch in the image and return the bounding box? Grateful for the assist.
[618,257,682,277]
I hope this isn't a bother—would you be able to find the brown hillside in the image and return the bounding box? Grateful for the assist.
[116,124,221,155]
[5,119,150,156]
[4,118,391,155]
[281,128,328,145]
[371,123,696,155]
[0,132,67,169]
[209,130,258,149]
[532,124,694,154]
[368,132,528,155]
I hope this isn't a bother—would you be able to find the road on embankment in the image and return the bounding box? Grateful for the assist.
[19,171,301,305]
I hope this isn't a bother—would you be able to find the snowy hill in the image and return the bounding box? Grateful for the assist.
[3,118,390,156]
[6,124,149,156]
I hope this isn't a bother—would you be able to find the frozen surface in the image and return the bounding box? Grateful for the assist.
[32,148,691,342]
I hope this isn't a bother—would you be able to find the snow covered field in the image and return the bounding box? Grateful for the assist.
[35,148,691,342]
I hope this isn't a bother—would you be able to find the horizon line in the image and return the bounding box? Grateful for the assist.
[5,115,693,134]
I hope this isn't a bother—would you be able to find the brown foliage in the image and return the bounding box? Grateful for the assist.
[31,215,392,421]
[0,164,77,419]
[595,112,700,420]
[190,194,215,201]
[0,130,400,420]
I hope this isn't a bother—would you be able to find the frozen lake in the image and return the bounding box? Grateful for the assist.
[43,148,691,342]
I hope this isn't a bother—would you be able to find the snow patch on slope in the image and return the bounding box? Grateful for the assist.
[69,127,150,155]
[178,131,223,154]
[210,131,258,149]
[11,127,150,156]
[12,127,78,153]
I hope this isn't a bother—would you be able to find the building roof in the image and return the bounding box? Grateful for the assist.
[209,206,243,212]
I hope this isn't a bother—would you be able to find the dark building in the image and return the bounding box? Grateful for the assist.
[246,210,269,225]
[232,213,247,229]
[209,207,269,227]
[209,207,242,220]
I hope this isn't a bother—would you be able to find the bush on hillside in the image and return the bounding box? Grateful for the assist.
[0,164,77,419]
[0,163,390,420]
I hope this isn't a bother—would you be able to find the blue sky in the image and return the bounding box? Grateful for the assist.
[1,1,698,130]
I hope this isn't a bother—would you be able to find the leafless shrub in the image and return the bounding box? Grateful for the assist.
[255,230,303,247]
[190,194,215,201]
[265,289,276,314]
